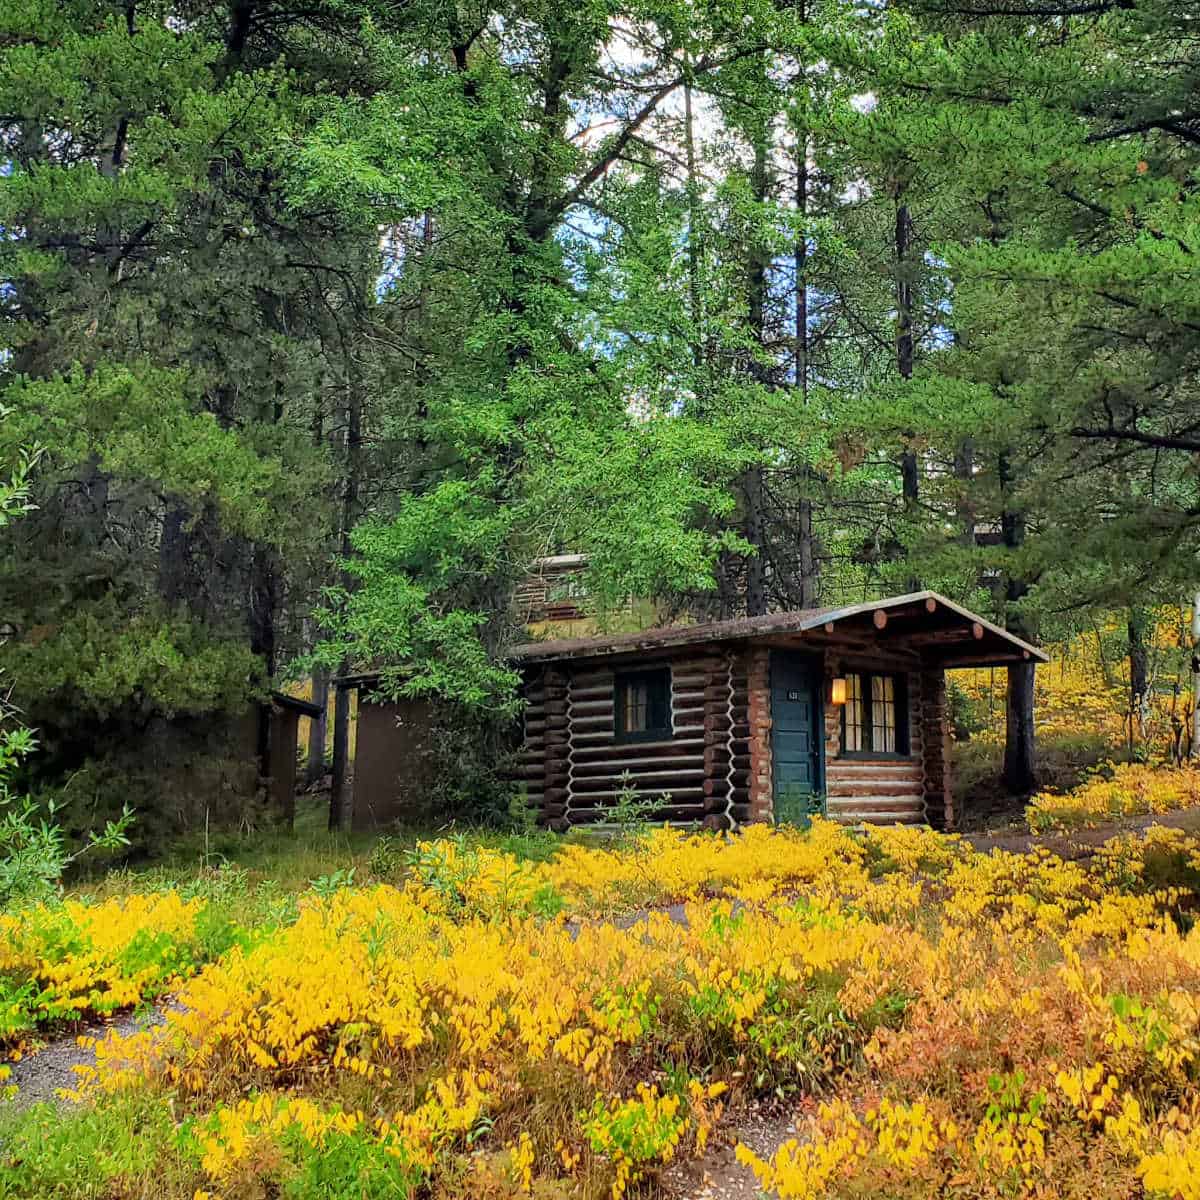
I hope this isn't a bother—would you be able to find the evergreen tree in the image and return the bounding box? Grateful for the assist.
[0,2,387,839]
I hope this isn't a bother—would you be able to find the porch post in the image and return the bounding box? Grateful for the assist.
[920,667,954,830]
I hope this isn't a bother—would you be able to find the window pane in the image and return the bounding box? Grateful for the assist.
[616,670,671,738]
[623,681,649,731]
[843,673,864,752]
[872,675,896,753]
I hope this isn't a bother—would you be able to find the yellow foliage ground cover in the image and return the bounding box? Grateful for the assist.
[6,821,1200,1200]
[954,609,1193,756]
[1027,762,1200,831]
[0,891,214,1045]
[957,654,1130,750]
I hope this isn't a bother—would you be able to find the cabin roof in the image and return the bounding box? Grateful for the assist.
[508,590,1049,669]
[270,690,324,718]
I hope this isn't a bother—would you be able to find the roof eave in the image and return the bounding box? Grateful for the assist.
[509,590,1049,665]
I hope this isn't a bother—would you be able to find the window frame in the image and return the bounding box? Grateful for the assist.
[613,667,673,744]
[839,670,910,759]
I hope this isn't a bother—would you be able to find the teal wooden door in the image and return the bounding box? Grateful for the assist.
[770,653,823,826]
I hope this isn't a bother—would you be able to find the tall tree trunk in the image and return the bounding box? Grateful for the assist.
[743,136,771,617]
[1004,662,1037,794]
[895,199,920,590]
[743,469,767,617]
[683,71,704,373]
[330,683,352,830]
[329,354,364,831]
[306,666,330,785]
[792,39,819,610]
[249,544,278,814]
[305,390,330,790]
[954,437,975,547]
[999,450,1037,793]
[1128,605,1150,747]
[157,506,191,604]
[1191,588,1200,760]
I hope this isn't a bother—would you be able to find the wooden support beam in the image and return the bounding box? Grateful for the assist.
[937,651,1039,668]
[900,628,985,647]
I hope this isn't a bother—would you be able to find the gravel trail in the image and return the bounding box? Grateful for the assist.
[6,1006,166,1109]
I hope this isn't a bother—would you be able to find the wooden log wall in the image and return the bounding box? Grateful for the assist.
[513,559,586,623]
[521,644,947,830]
[515,675,546,817]
[520,650,752,829]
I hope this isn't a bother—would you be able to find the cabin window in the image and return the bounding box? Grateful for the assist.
[843,672,865,751]
[841,672,908,756]
[614,667,672,743]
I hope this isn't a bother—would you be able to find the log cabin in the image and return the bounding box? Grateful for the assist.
[511,591,1048,831]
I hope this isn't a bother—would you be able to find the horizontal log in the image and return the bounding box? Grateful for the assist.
[571,711,616,726]
[569,738,705,763]
[566,685,615,702]
[567,806,708,826]
[826,812,925,827]
[700,720,748,739]
[826,781,923,798]
[571,734,618,749]
[566,782,708,800]
[569,671,616,687]
[571,753,700,772]
[825,796,926,812]
[826,763,922,778]
[564,801,705,820]
[935,651,1035,667]
[572,769,706,793]
[703,772,750,796]
[826,759,921,774]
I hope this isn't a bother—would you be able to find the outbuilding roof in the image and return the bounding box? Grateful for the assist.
[509,590,1049,669]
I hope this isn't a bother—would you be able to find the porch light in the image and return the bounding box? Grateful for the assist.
[830,677,848,706]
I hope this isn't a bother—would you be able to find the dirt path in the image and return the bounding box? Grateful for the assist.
[6,1006,166,1109]
[660,1101,800,1198]
[963,807,1200,857]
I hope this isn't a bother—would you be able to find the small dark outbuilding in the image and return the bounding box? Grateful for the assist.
[265,690,324,825]
[510,591,1047,832]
